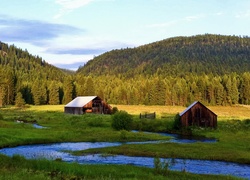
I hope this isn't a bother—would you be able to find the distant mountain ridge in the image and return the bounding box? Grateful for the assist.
[77,34,250,77]
[1,35,250,107]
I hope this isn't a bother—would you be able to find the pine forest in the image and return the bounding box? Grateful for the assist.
[1,34,250,107]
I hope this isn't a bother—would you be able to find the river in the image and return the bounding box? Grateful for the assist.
[0,131,249,179]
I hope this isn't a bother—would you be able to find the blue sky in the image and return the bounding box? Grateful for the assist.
[0,0,250,70]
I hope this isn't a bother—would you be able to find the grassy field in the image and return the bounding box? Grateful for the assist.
[115,104,250,120]
[0,104,249,179]
[0,154,239,180]
[23,104,250,120]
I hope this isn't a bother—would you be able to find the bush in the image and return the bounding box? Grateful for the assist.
[172,113,181,130]
[0,114,3,120]
[112,107,119,114]
[154,157,170,176]
[120,130,128,140]
[111,111,133,131]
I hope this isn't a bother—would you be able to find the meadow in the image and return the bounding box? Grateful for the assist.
[0,104,249,179]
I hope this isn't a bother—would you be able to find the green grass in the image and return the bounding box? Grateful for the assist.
[0,105,250,179]
[73,120,250,164]
[0,154,239,180]
[0,107,169,148]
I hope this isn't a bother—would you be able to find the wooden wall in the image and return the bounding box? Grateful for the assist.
[180,102,217,128]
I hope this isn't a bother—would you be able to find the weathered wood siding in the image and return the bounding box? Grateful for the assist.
[180,102,217,128]
[65,96,112,115]
[64,107,83,114]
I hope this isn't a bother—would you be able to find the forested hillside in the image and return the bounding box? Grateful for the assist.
[77,34,250,77]
[75,34,250,106]
[0,42,68,106]
[1,34,250,107]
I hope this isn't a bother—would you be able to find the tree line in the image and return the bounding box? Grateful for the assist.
[1,34,250,107]
[1,70,250,107]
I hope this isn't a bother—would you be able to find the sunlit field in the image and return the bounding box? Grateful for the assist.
[0,104,249,179]
[22,104,250,120]
[24,105,65,112]
[115,104,250,120]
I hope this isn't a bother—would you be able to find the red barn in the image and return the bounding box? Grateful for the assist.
[179,101,217,128]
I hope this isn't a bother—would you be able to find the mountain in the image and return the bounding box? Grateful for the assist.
[1,35,250,107]
[77,34,250,77]
[0,41,70,80]
[0,41,70,106]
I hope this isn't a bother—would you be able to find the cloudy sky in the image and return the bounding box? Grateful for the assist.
[0,0,250,70]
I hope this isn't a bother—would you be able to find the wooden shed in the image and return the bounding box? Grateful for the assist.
[179,101,217,128]
[64,96,112,115]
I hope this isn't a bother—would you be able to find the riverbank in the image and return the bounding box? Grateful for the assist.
[0,154,239,180]
[0,105,249,179]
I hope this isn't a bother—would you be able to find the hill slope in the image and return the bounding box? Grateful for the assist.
[0,42,70,80]
[77,34,250,77]
[0,41,70,106]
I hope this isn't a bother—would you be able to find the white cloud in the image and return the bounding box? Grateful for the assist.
[185,14,204,22]
[147,20,178,28]
[215,12,223,16]
[147,14,205,30]
[54,0,94,19]
[235,10,250,18]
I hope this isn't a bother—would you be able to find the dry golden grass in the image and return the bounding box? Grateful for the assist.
[113,105,184,117]
[114,104,250,120]
[23,104,250,121]
[208,105,250,120]
[25,105,65,112]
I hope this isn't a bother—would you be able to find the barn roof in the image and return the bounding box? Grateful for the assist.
[179,101,199,116]
[179,101,217,117]
[65,96,97,107]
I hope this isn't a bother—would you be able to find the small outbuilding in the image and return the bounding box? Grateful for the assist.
[179,101,217,128]
[64,96,112,115]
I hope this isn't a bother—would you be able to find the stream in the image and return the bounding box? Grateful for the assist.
[0,132,249,179]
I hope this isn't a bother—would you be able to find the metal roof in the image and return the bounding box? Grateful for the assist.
[179,101,198,116]
[179,101,217,117]
[65,96,97,107]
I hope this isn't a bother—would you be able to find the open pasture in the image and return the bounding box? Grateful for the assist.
[20,104,250,120]
[116,104,250,120]
[0,104,249,179]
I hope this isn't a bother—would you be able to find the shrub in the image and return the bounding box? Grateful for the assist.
[172,113,181,130]
[120,130,128,140]
[0,114,3,120]
[154,157,170,176]
[112,107,119,114]
[111,111,133,131]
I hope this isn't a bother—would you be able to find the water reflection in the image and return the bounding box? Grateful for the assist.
[157,132,217,143]
[0,134,249,179]
[33,124,47,129]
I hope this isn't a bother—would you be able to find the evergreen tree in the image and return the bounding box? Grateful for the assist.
[63,76,75,104]
[15,92,25,107]
[231,76,239,104]
[84,76,95,96]
[75,74,86,96]
[240,73,250,104]
[31,79,47,105]
[48,81,60,105]
[216,82,225,105]
[153,77,166,105]
[225,75,233,105]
